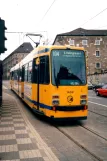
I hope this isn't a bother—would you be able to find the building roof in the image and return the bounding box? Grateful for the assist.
[11,42,33,54]
[53,28,107,44]
[3,42,33,61]
[57,28,107,36]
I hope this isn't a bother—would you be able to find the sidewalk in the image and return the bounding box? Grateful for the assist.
[0,90,59,161]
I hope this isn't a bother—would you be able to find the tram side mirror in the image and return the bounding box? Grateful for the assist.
[36,58,40,65]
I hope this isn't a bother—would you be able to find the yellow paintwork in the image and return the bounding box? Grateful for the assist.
[43,109,88,118]
[32,83,88,118]
[10,45,88,119]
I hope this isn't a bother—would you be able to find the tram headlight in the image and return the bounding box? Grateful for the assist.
[52,100,59,106]
[80,100,87,105]
[80,95,87,99]
[52,95,59,106]
[52,95,59,99]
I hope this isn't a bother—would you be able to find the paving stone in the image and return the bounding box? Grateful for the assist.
[0,134,16,140]
[1,114,12,117]
[0,121,13,125]
[0,124,14,127]
[12,115,22,119]
[16,133,30,138]
[1,116,12,120]
[20,158,44,161]
[18,143,38,151]
[0,144,18,152]
[0,118,13,122]
[15,130,28,134]
[13,121,25,124]
[14,126,26,130]
[0,130,15,135]
[0,127,14,131]
[0,151,20,160]
[0,139,17,145]
[16,138,32,144]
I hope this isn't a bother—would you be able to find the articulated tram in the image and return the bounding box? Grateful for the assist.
[10,45,88,119]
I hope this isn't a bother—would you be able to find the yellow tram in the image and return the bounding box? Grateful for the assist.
[10,45,88,119]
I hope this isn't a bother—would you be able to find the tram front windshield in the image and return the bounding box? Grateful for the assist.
[51,49,86,86]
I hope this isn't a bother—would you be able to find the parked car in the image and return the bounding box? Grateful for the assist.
[93,83,105,92]
[96,84,107,96]
[88,82,93,90]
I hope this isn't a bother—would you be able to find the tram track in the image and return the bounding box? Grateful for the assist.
[89,109,107,118]
[77,121,107,141]
[55,126,103,161]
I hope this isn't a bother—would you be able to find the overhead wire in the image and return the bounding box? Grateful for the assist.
[94,24,107,29]
[5,31,47,34]
[39,0,56,23]
[80,7,107,27]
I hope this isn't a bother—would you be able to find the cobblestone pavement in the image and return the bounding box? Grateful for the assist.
[0,90,59,161]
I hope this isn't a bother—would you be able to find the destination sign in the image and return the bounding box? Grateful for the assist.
[52,50,83,57]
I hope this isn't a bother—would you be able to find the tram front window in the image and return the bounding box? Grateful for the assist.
[51,49,86,86]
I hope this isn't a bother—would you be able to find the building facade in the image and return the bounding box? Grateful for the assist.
[3,42,33,80]
[53,28,107,75]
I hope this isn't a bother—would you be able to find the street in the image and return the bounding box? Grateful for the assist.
[2,81,107,161]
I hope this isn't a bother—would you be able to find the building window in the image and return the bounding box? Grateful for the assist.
[95,62,101,69]
[82,40,87,46]
[68,39,74,45]
[96,50,100,57]
[95,40,100,45]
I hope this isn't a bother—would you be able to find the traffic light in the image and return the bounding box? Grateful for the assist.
[0,18,7,54]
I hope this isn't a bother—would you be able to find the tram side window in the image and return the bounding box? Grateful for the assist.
[28,61,32,83]
[33,59,38,83]
[13,71,15,80]
[11,71,14,79]
[19,69,22,81]
[24,64,28,82]
[14,70,18,80]
[18,69,20,81]
[17,70,19,81]
[22,66,24,82]
[39,56,50,84]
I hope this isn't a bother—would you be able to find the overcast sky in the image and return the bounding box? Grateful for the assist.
[0,0,107,60]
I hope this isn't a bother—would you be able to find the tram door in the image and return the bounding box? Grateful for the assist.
[34,57,40,110]
[21,66,24,98]
[33,56,50,112]
[23,63,33,106]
